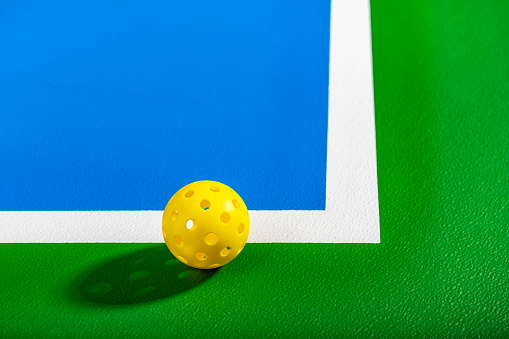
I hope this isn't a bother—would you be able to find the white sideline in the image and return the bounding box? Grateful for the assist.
[0,0,379,243]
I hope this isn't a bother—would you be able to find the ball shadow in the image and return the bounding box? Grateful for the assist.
[72,244,218,306]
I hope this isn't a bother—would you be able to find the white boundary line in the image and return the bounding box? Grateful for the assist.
[0,0,379,243]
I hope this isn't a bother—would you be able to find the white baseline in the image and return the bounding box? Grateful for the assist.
[0,0,379,243]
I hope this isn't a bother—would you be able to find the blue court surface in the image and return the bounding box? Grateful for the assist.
[0,0,330,211]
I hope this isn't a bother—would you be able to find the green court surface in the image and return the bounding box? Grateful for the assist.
[1,0,509,336]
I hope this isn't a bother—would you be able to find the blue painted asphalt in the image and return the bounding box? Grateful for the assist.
[0,0,329,210]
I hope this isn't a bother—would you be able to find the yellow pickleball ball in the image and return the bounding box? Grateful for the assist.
[162,181,250,269]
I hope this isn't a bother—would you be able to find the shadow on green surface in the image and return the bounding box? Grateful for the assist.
[70,244,218,306]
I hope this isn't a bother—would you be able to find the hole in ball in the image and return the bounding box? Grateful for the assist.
[220,247,231,257]
[232,199,240,208]
[200,200,211,210]
[195,252,207,261]
[205,233,218,245]
[184,191,194,198]
[171,211,178,221]
[186,220,194,230]
[174,235,183,247]
[220,213,230,223]
[210,186,220,192]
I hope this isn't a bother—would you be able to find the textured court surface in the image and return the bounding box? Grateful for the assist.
[1,0,509,337]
